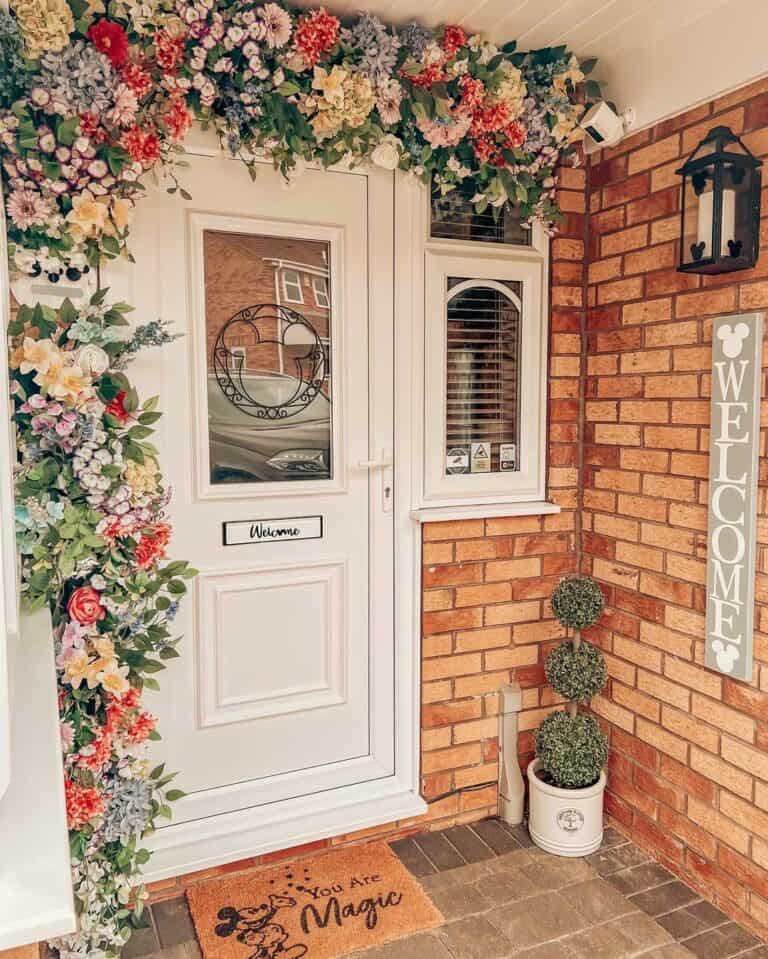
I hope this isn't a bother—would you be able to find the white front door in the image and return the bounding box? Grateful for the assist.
[106,144,406,874]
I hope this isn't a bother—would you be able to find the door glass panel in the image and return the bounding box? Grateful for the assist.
[203,229,332,484]
[445,277,522,475]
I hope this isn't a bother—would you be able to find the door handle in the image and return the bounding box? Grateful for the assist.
[358,458,392,469]
[358,450,394,513]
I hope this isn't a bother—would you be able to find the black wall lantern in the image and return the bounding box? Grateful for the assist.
[676,125,762,275]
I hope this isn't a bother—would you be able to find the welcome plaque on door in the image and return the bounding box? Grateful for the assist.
[223,516,323,546]
[705,312,764,680]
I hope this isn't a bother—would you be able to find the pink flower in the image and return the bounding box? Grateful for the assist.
[416,110,471,148]
[105,84,138,128]
[6,187,51,230]
[60,721,75,753]
[163,97,193,142]
[259,2,292,48]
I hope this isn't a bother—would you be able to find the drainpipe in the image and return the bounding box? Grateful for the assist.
[498,682,525,825]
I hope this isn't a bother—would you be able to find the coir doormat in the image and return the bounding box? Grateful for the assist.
[186,841,443,959]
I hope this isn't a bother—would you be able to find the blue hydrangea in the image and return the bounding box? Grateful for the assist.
[399,22,431,58]
[342,13,401,91]
[0,10,28,109]
[36,40,116,116]
[101,779,152,844]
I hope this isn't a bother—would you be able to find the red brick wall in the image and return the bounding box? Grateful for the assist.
[584,76,768,938]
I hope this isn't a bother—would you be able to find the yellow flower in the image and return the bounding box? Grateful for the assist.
[100,662,130,695]
[311,108,343,141]
[62,649,91,689]
[494,62,527,122]
[110,197,133,232]
[551,108,584,144]
[124,458,159,495]
[14,336,60,375]
[66,191,108,240]
[553,56,585,95]
[343,73,373,128]
[35,354,92,403]
[93,636,116,659]
[11,0,74,56]
[312,65,348,109]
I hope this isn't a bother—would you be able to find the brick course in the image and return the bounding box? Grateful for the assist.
[585,83,768,939]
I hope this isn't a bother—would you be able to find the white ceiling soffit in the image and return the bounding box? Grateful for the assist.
[303,0,768,131]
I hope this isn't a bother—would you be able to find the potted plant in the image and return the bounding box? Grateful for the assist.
[528,575,609,856]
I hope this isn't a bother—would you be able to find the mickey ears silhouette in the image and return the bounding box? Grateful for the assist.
[717,322,750,359]
[215,906,241,938]
[711,639,739,673]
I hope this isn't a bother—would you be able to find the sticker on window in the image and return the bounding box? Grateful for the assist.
[500,443,517,471]
[446,447,470,474]
[470,442,491,473]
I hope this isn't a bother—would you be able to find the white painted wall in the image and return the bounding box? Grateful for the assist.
[593,0,768,133]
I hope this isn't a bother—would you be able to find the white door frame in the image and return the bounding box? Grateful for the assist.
[144,149,427,881]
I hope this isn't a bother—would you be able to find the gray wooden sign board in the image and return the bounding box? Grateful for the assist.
[705,312,764,681]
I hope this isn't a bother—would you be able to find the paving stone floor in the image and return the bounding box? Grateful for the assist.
[123,820,768,959]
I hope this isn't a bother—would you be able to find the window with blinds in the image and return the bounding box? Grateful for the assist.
[445,277,522,476]
[431,195,532,246]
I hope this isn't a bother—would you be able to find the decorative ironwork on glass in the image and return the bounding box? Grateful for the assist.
[213,304,327,420]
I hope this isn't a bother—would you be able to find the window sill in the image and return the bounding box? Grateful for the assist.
[410,501,561,523]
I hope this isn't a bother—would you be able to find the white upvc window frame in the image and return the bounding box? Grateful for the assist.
[414,188,551,513]
[281,268,304,304]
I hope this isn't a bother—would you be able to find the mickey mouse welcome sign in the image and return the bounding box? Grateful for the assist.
[705,312,764,680]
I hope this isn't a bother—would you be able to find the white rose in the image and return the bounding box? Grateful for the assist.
[370,134,402,171]
[76,344,110,376]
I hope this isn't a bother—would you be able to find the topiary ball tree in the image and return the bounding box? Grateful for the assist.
[551,575,605,634]
[545,640,608,704]
[535,711,609,789]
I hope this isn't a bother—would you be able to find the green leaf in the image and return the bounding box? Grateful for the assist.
[165,789,186,802]
[579,56,598,75]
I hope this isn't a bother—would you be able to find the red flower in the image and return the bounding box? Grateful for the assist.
[155,30,185,72]
[134,522,172,569]
[78,112,109,144]
[293,8,339,66]
[459,75,485,112]
[405,60,446,89]
[121,62,153,99]
[105,389,132,423]
[121,125,161,168]
[163,96,193,142]
[77,725,113,771]
[503,120,526,149]
[65,778,104,830]
[127,711,156,744]
[469,101,511,138]
[441,25,467,57]
[473,135,504,167]
[87,19,129,66]
[67,586,106,626]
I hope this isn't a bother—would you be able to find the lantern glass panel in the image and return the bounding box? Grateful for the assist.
[726,162,755,262]
[681,163,716,267]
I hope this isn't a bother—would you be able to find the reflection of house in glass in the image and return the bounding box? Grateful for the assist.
[203,230,333,485]
[203,230,330,389]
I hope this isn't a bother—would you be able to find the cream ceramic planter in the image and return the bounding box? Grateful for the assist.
[527,758,606,857]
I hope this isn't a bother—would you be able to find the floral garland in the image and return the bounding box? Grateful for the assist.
[10,291,195,958]
[0,0,597,277]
